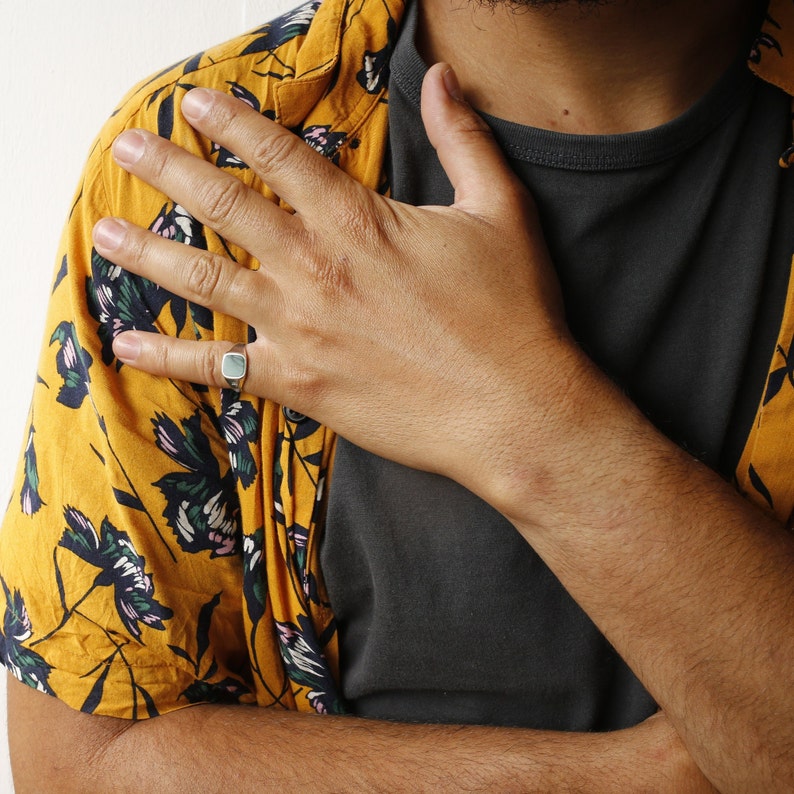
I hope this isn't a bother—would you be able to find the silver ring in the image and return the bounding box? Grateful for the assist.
[221,343,248,392]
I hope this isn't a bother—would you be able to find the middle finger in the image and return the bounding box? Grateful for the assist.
[112,127,303,265]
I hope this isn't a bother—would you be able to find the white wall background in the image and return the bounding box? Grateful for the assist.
[0,1,295,789]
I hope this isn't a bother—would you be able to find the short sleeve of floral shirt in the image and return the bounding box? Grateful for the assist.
[0,0,401,719]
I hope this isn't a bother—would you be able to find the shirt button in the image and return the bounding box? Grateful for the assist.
[283,407,307,423]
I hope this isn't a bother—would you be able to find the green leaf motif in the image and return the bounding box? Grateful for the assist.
[59,508,173,641]
[21,424,45,515]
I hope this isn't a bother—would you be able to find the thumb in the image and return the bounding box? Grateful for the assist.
[420,62,521,212]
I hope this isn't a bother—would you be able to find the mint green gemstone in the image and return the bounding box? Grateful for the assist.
[222,352,246,379]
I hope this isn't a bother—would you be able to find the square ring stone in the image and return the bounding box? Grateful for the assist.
[222,351,247,380]
[222,347,247,390]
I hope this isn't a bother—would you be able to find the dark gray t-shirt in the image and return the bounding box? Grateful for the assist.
[322,3,794,730]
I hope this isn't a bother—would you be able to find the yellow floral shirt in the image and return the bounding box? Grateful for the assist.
[0,0,793,720]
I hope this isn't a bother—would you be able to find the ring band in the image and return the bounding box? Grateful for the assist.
[221,343,248,392]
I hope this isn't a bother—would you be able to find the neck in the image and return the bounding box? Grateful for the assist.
[417,0,761,133]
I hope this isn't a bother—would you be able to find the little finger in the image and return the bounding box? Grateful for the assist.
[113,332,273,398]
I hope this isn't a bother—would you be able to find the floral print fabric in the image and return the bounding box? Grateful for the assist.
[738,0,794,526]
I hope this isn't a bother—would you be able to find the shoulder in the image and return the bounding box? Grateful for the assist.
[87,0,403,216]
[97,1,322,149]
[97,0,403,148]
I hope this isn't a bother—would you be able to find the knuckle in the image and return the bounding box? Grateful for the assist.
[309,251,355,296]
[199,177,249,229]
[206,345,226,388]
[148,337,172,373]
[206,96,239,137]
[184,252,224,305]
[450,108,494,139]
[295,192,386,299]
[249,129,301,179]
[317,187,383,260]
[335,194,377,247]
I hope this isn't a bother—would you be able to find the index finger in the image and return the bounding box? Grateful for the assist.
[181,87,363,217]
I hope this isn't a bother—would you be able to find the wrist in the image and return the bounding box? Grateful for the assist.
[469,340,656,533]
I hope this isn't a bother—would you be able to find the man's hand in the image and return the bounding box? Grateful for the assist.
[93,63,583,517]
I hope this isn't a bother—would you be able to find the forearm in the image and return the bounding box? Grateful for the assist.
[8,677,712,794]
[490,360,794,793]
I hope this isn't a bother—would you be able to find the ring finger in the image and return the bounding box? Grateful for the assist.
[92,217,270,327]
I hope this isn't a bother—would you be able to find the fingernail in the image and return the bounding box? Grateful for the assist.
[442,66,464,102]
[93,218,126,251]
[113,131,146,166]
[113,333,141,363]
[182,88,214,121]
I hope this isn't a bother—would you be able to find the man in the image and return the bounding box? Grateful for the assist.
[3,0,793,789]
